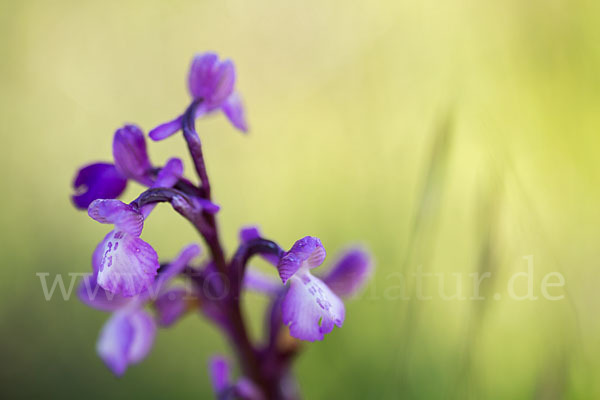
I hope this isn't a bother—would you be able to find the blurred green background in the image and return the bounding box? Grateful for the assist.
[1,0,599,398]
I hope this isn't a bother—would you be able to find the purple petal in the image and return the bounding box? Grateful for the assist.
[234,378,264,400]
[209,60,235,108]
[188,52,236,109]
[88,199,144,236]
[154,288,188,327]
[277,237,326,284]
[195,198,220,214]
[281,271,345,342]
[112,124,152,182]
[126,309,156,364]
[222,92,248,133]
[188,52,219,100]
[153,158,183,188]
[157,243,201,283]
[78,274,131,311]
[95,230,159,297]
[96,311,133,376]
[72,163,127,209]
[148,115,182,141]
[97,309,156,376]
[141,158,184,218]
[243,268,282,295]
[323,248,372,298]
[239,226,261,242]
[209,356,230,393]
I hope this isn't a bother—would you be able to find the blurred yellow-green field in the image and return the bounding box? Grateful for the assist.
[2,0,600,398]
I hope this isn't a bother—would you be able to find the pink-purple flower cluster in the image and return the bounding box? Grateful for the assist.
[71,52,372,399]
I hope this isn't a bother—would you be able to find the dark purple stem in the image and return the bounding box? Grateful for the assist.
[229,238,284,298]
[181,99,227,274]
[153,102,296,398]
[182,99,211,196]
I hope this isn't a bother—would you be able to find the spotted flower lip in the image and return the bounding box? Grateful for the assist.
[79,243,201,310]
[148,52,247,141]
[92,229,159,297]
[87,199,158,297]
[277,236,345,342]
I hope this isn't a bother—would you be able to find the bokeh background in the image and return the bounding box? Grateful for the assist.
[2,0,599,398]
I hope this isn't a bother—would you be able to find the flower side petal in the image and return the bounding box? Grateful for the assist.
[239,226,261,243]
[157,243,201,283]
[234,378,265,400]
[72,163,127,209]
[209,356,231,394]
[96,311,134,376]
[112,124,152,182]
[243,268,282,295]
[188,52,219,99]
[126,309,156,364]
[148,115,182,141]
[153,158,183,188]
[222,92,248,133]
[209,59,235,108]
[140,158,184,218]
[96,309,156,376]
[154,288,188,327]
[323,248,372,298]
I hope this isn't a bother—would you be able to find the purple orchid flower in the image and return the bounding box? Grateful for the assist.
[72,124,154,209]
[277,237,345,342]
[149,52,247,141]
[278,240,372,342]
[87,158,183,296]
[240,227,372,342]
[78,244,201,376]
